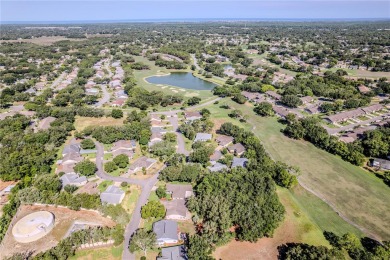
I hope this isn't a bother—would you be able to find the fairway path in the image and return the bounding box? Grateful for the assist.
[224,100,390,240]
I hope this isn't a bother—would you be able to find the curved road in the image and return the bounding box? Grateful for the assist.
[94,141,164,260]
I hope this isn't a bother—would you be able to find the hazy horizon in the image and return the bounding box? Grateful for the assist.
[1,1,389,23]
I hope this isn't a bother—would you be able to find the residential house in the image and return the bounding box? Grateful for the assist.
[184,111,202,121]
[149,132,164,147]
[325,109,365,124]
[111,98,126,107]
[305,105,321,114]
[164,184,193,220]
[62,144,80,156]
[86,88,99,95]
[151,127,168,134]
[128,156,157,173]
[194,133,212,142]
[210,150,223,162]
[157,246,187,260]
[273,106,291,118]
[361,104,384,114]
[208,162,228,172]
[61,152,83,165]
[358,85,371,94]
[153,220,179,246]
[60,173,87,187]
[166,184,193,199]
[265,90,282,101]
[215,135,234,148]
[100,185,125,205]
[227,143,246,156]
[231,157,248,168]
[36,116,56,131]
[370,158,390,171]
[300,96,314,105]
[111,140,137,157]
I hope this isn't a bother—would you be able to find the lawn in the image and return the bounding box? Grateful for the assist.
[214,98,390,240]
[70,245,123,260]
[74,116,124,132]
[98,180,113,192]
[121,185,141,217]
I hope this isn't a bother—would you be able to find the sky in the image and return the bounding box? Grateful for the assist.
[1,0,389,23]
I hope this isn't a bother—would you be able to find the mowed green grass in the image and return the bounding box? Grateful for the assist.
[217,99,390,240]
[70,245,122,260]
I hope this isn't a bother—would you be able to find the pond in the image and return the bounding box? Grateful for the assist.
[146,72,216,90]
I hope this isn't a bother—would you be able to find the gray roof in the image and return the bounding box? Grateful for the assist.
[100,185,125,205]
[63,144,80,155]
[164,200,188,219]
[194,133,212,142]
[166,184,193,199]
[157,246,187,260]
[60,173,87,187]
[151,127,167,133]
[208,162,228,172]
[372,158,390,170]
[153,220,178,241]
[231,157,248,168]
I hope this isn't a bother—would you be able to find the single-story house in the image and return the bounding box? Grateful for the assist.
[305,105,321,114]
[111,98,127,107]
[232,157,248,168]
[151,127,168,134]
[112,140,137,152]
[62,144,80,156]
[100,185,125,205]
[325,109,365,124]
[265,90,282,101]
[157,246,187,260]
[208,162,228,172]
[86,88,99,95]
[60,173,87,187]
[361,104,384,114]
[273,106,291,118]
[128,156,157,173]
[300,96,314,104]
[61,152,83,165]
[184,111,202,121]
[370,158,390,171]
[194,133,212,142]
[215,135,234,148]
[164,200,190,220]
[166,184,193,200]
[228,143,246,156]
[210,150,223,162]
[358,85,371,94]
[36,116,56,131]
[153,220,179,246]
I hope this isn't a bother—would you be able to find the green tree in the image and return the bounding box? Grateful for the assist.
[141,201,166,219]
[187,235,214,260]
[129,229,156,256]
[80,139,95,149]
[254,102,274,117]
[156,186,167,199]
[111,109,124,119]
[163,132,177,143]
[113,154,129,168]
[104,161,118,173]
[74,160,97,176]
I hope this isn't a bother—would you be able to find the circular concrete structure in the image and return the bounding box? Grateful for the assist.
[12,211,55,243]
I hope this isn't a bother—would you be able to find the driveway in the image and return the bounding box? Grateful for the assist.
[168,114,190,156]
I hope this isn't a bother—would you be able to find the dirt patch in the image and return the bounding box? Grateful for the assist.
[74,116,124,132]
[0,204,116,258]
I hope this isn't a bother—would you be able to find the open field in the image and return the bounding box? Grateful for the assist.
[215,99,390,240]
[74,116,124,132]
[0,204,116,259]
[213,187,329,260]
[70,245,123,260]
[121,185,141,217]
[0,36,85,46]
[325,67,390,80]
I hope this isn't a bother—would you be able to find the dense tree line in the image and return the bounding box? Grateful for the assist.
[284,117,366,166]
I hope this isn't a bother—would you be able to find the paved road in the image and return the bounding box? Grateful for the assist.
[50,72,66,90]
[93,140,163,260]
[168,114,190,155]
[191,53,201,71]
[95,60,112,108]
[323,113,390,135]
[95,84,110,108]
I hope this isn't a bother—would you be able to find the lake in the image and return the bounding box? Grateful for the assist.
[146,72,217,90]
